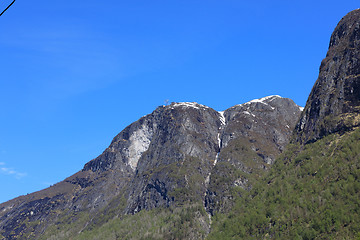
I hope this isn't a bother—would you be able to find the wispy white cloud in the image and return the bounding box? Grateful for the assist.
[0,163,27,179]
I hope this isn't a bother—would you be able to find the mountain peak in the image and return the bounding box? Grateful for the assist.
[248,95,282,103]
[234,95,282,107]
[167,102,210,110]
[294,10,360,144]
[0,95,302,239]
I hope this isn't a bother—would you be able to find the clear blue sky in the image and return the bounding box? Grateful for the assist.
[0,1,358,203]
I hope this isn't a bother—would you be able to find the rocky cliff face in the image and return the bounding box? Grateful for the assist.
[0,97,301,239]
[205,10,360,239]
[206,96,302,214]
[295,9,360,144]
[124,102,221,214]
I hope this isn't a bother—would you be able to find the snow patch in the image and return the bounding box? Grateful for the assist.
[236,95,281,110]
[299,106,304,111]
[243,111,256,118]
[214,153,219,166]
[217,133,221,149]
[218,111,226,125]
[247,95,282,105]
[126,124,152,170]
[171,102,209,110]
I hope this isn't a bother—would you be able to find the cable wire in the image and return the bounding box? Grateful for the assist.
[0,0,16,16]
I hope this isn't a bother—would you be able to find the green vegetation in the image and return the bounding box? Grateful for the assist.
[43,203,208,240]
[37,129,360,240]
[208,128,360,239]
[40,154,212,240]
[220,137,267,171]
[75,204,208,240]
[205,137,271,214]
[39,194,128,240]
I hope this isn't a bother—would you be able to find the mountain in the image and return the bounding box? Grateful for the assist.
[294,9,360,144]
[208,9,360,239]
[3,8,360,240]
[0,96,302,239]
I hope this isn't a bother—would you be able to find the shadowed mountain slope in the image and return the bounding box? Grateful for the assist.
[208,9,360,240]
[295,9,360,144]
[0,97,301,240]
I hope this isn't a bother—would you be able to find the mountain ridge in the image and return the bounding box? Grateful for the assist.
[294,9,360,144]
[3,8,360,240]
[208,9,360,239]
[0,95,302,239]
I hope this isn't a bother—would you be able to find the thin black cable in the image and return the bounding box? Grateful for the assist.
[0,0,16,16]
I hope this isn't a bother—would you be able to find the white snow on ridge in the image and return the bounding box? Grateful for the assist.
[234,95,282,109]
[248,95,282,104]
[299,106,304,111]
[170,102,209,110]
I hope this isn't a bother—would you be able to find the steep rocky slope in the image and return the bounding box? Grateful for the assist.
[209,9,360,239]
[6,7,360,238]
[0,97,301,239]
[295,9,360,144]
[206,96,301,214]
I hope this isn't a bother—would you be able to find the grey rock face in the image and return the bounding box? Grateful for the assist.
[205,96,302,214]
[294,9,360,144]
[125,103,221,213]
[222,96,302,166]
[84,112,158,173]
[0,98,302,239]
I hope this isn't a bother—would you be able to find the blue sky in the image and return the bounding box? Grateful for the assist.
[0,1,359,203]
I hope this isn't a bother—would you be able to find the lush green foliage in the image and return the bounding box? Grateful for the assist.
[40,199,208,240]
[74,204,208,240]
[38,194,128,240]
[40,129,360,240]
[208,129,360,239]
